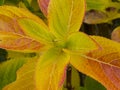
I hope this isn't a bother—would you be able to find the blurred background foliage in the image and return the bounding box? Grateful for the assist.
[0,0,120,90]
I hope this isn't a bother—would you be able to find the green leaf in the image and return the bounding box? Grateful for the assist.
[64,32,99,54]
[0,51,38,89]
[36,48,70,90]
[4,0,20,5]
[48,0,85,39]
[18,18,54,44]
[3,59,37,90]
[0,0,4,6]
[85,76,106,90]
[71,67,80,89]
[0,59,25,89]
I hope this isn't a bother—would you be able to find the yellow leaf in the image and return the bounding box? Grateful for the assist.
[36,48,70,90]
[48,0,85,39]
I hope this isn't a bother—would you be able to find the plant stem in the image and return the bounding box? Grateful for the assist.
[66,66,73,90]
[79,72,86,87]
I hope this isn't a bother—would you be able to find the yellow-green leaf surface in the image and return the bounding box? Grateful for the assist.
[64,32,100,54]
[18,18,54,44]
[48,0,85,39]
[0,6,50,52]
[0,51,38,90]
[36,48,70,90]
[0,59,25,90]
[111,26,120,42]
[70,36,120,90]
[3,59,37,90]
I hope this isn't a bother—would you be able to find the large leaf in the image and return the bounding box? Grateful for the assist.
[36,48,70,90]
[70,36,120,90]
[3,59,37,90]
[0,51,38,90]
[48,0,85,39]
[0,6,50,52]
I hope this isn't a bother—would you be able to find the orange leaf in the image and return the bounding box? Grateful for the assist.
[0,6,50,52]
[70,36,120,90]
[0,31,43,52]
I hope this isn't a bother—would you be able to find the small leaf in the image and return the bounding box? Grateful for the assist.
[84,0,120,24]
[36,48,70,90]
[48,0,85,39]
[111,26,120,42]
[64,32,100,54]
[38,0,50,16]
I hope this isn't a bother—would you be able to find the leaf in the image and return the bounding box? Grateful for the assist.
[64,32,100,54]
[70,36,120,90]
[0,6,50,52]
[0,50,38,90]
[38,0,50,16]
[36,48,70,90]
[0,0,4,5]
[71,66,80,89]
[48,0,85,39]
[85,76,106,90]
[3,59,38,90]
[0,6,43,22]
[111,26,120,42]
[0,31,45,52]
[84,0,120,24]
[0,59,25,89]
[18,18,54,44]
[4,0,20,5]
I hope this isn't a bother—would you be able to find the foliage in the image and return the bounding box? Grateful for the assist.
[0,0,120,90]
[84,0,120,24]
[111,26,120,42]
